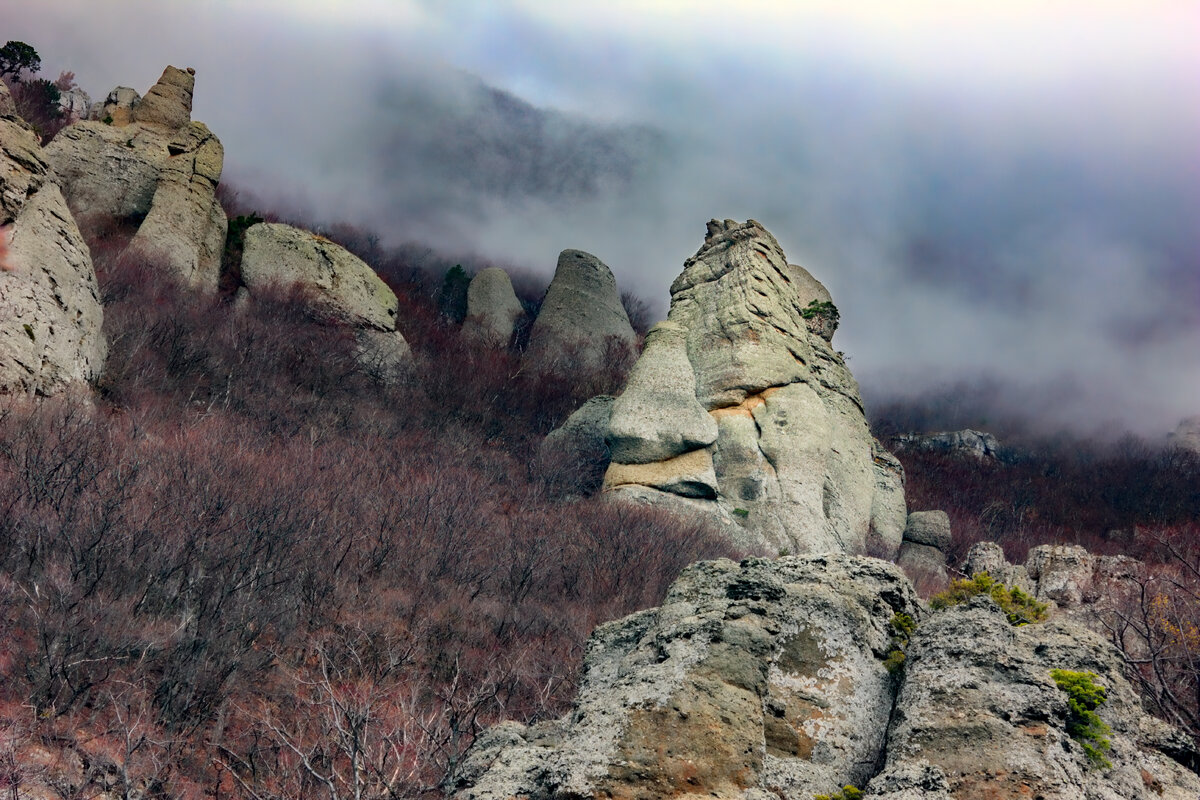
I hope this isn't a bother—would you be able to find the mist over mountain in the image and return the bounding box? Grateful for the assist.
[6,1,1198,437]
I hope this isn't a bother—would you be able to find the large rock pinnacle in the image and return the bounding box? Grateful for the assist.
[603,219,905,556]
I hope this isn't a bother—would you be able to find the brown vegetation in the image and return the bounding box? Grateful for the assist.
[0,219,736,799]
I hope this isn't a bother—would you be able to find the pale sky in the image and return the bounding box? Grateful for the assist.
[6,1,1199,436]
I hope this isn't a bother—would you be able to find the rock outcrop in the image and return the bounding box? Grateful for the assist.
[602,219,906,556]
[462,267,524,347]
[892,428,1002,460]
[45,66,226,289]
[538,395,615,493]
[896,510,951,584]
[1169,416,1200,456]
[1,83,105,394]
[454,556,924,800]
[456,554,1200,800]
[239,223,411,379]
[525,249,636,375]
[869,597,1199,799]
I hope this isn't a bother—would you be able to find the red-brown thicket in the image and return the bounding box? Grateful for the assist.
[896,441,1200,567]
[0,223,733,799]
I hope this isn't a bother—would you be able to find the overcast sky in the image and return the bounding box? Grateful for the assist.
[7,1,1199,437]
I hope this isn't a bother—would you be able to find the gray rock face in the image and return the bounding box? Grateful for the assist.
[903,510,952,551]
[1169,416,1200,456]
[240,223,411,378]
[539,395,615,490]
[89,86,140,125]
[57,87,91,123]
[461,267,524,347]
[0,80,15,118]
[2,102,105,394]
[525,249,636,374]
[457,555,1200,800]
[893,428,1002,460]
[126,122,226,288]
[453,555,923,800]
[961,541,1034,593]
[45,66,226,290]
[961,542,1147,630]
[606,321,717,464]
[870,598,1200,799]
[896,541,948,585]
[134,66,194,130]
[604,219,905,556]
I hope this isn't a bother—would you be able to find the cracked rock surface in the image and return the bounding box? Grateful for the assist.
[603,219,904,555]
[454,554,1200,800]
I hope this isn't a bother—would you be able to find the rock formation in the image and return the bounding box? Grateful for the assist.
[538,395,615,494]
[239,223,411,379]
[892,428,1002,460]
[462,267,524,347]
[896,510,951,583]
[57,87,91,124]
[1169,416,1200,456]
[870,597,1198,799]
[1,81,105,395]
[45,66,227,289]
[525,249,636,375]
[454,556,924,800]
[602,219,905,556]
[455,554,1200,800]
[962,542,1147,632]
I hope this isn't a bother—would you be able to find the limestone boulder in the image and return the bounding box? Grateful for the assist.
[126,122,226,288]
[240,223,411,378]
[869,598,1200,799]
[606,321,717,464]
[603,219,903,556]
[134,66,194,130]
[0,80,15,118]
[525,249,635,374]
[903,510,951,551]
[89,86,140,125]
[1,106,48,221]
[961,541,1033,593]
[896,541,948,585]
[461,267,524,347]
[539,395,615,494]
[868,444,907,555]
[57,87,91,123]
[241,223,396,329]
[893,428,1002,460]
[1,184,105,394]
[453,555,923,800]
[45,120,171,221]
[45,66,226,290]
[1026,544,1096,607]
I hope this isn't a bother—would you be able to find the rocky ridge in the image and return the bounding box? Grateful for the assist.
[455,554,1200,800]
[602,219,906,556]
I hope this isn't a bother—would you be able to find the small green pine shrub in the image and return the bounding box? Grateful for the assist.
[732,507,749,518]
[814,786,863,800]
[883,612,917,674]
[800,299,839,322]
[930,572,1049,626]
[1050,669,1113,769]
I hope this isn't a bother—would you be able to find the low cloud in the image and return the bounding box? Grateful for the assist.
[6,1,1198,436]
